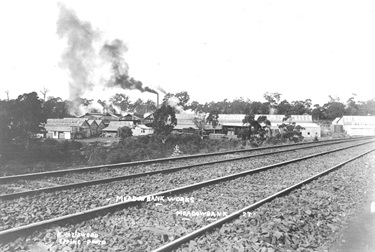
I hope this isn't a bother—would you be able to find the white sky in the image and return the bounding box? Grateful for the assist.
[0,0,374,106]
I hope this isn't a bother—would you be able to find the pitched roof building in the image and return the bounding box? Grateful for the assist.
[45,118,90,139]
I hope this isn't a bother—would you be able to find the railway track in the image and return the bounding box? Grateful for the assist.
[156,148,375,252]
[0,139,374,251]
[0,137,371,200]
[0,137,370,183]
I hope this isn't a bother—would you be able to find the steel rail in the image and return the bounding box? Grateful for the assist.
[0,140,373,243]
[152,148,375,252]
[0,136,371,183]
[0,139,372,200]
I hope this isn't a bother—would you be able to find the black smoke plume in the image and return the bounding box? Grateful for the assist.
[100,39,158,94]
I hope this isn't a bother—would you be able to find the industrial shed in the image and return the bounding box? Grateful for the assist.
[120,113,143,125]
[87,120,99,136]
[173,114,199,131]
[332,116,375,136]
[216,114,247,136]
[217,114,321,138]
[274,115,321,138]
[132,125,154,136]
[101,121,133,137]
[45,118,90,140]
[80,112,120,126]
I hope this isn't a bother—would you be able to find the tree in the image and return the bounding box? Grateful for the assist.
[241,114,262,143]
[322,101,345,120]
[193,113,206,137]
[175,91,190,109]
[0,99,14,144]
[188,101,203,112]
[357,99,375,115]
[206,110,219,133]
[152,104,177,135]
[277,100,293,115]
[43,97,70,119]
[40,87,49,101]
[1,92,45,145]
[263,92,281,112]
[249,101,270,114]
[118,126,133,140]
[278,116,305,142]
[312,104,324,120]
[163,91,190,110]
[128,99,157,115]
[290,99,312,115]
[5,90,9,101]
[109,93,131,112]
[345,96,359,115]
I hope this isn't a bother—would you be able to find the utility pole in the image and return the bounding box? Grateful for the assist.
[5,90,9,101]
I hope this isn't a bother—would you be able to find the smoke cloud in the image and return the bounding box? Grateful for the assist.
[56,5,160,116]
[100,39,158,94]
[167,96,184,113]
[56,4,100,115]
[157,86,167,94]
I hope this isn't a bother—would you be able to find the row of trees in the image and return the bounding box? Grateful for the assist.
[164,91,375,120]
[1,90,374,146]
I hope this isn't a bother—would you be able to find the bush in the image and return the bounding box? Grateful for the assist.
[0,133,243,175]
[119,126,133,140]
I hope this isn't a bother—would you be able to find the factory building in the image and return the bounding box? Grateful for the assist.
[331,116,375,136]
[45,118,91,139]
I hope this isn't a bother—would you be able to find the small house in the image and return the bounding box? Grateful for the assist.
[45,118,90,139]
[132,125,154,136]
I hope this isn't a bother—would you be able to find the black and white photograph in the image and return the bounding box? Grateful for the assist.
[0,0,374,251]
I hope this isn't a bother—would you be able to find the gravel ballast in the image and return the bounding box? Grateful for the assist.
[0,140,364,193]
[1,143,373,251]
[0,141,371,232]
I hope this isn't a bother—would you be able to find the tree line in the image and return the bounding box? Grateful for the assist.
[170,92,375,120]
[1,90,374,145]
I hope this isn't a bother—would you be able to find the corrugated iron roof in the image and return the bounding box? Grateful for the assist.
[275,122,320,128]
[87,120,98,126]
[174,114,197,129]
[102,121,133,132]
[46,118,88,127]
[341,116,375,125]
[136,124,152,130]
[45,125,72,132]
[174,124,198,130]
